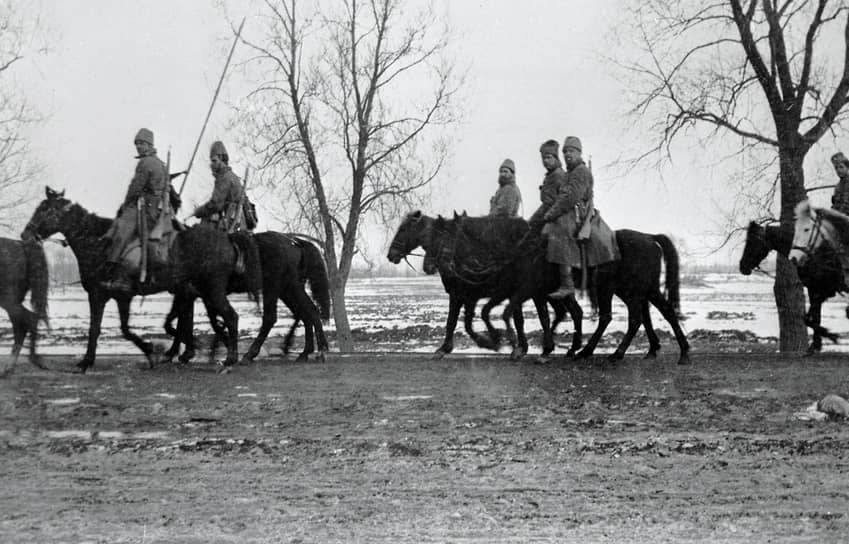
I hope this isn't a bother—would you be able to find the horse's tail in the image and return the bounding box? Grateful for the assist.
[232,231,263,303]
[653,234,680,312]
[297,240,331,321]
[23,240,49,326]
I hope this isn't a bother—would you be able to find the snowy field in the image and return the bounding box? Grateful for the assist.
[4,273,849,355]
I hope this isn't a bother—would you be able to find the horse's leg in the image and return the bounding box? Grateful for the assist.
[562,295,583,358]
[804,295,825,355]
[533,296,553,364]
[642,301,661,359]
[434,295,462,358]
[287,287,327,362]
[281,318,301,355]
[512,302,529,361]
[23,307,43,369]
[116,295,159,369]
[206,287,239,368]
[201,298,226,364]
[1,307,25,377]
[163,298,182,362]
[461,298,482,347]
[608,299,643,363]
[577,289,613,361]
[244,293,277,363]
[480,298,503,347]
[177,294,198,364]
[648,289,691,365]
[79,292,110,372]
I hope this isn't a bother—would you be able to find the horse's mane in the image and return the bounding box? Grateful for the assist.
[437,215,531,253]
[67,201,113,238]
[815,206,849,247]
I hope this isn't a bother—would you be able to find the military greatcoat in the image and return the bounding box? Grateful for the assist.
[195,166,246,231]
[489,180,522,217]
[106,150,168,263]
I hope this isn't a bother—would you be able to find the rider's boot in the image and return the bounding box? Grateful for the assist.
[548,264,575,300]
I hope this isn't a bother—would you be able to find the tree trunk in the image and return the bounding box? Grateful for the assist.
[328,269,354,352]
[775,146,807,352]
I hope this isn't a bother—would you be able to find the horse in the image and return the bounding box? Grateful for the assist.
[21,186,260,372]
[739,220,844,353]
[790,200,849,278]
[388,211,690,365]
[0,238,49,376]
[418,213,583,362]
[163,232,330,363]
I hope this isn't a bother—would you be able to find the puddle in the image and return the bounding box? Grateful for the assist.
[382,395,433,401]
[45,398,80,405]
[132,431,170,439]
[237,393,258,398]
[45,430,92,439]
[153,393,177,399]
[97,431,126,439]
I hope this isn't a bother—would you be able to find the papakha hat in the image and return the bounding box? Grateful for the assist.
[563,136,582,152]
[500,158,515,173]
[832,152,849,167]
[539,140,560,157]
[134,128,154,145]
[210,140,228,157]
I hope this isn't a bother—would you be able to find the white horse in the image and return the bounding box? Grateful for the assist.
[789,200,849,283]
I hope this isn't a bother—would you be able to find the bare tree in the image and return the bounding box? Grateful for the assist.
[613,0,849,351]
[235,0,462,351]
[0,1,47,235]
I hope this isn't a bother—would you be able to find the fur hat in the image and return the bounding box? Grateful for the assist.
[500,158,515,173]
[539,140,560,158]
[134,128,154,145]
[210,141,228,157]
[563,136,582,152]
[832,152,849,167]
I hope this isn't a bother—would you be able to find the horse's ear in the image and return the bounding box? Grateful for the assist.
[453,211,459,220]
[462,210,468,217]
[410,210,422,222]
[46,186,55,198]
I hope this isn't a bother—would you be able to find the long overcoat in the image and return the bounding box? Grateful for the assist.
[195,166,246,231]
[541,160,619,267]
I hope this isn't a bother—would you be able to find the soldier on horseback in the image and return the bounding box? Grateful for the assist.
[102,128,177,290]
[831,151,849,215]
[534,136,619,299]
[193,140,254,233]
[489,158,522,217]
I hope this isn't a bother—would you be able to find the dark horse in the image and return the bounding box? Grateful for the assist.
[164,232,330,363]
[0,237,49,376]
[388,211,690,365]
[22,186,260,372]
[417,213,583,362]
[739,221,844,354]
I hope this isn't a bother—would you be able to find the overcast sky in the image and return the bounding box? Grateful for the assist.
[15,0,847,266]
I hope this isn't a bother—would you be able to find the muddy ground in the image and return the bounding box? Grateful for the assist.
[2,343,849,543]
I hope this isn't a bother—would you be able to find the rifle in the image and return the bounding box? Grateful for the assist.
[231,166,250,232]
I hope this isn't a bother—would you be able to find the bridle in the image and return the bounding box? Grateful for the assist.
[791,211,826,259]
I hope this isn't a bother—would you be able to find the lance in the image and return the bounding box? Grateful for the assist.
[178,16,247,197]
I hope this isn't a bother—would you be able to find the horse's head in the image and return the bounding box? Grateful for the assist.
[739,221,771,275]
[387,210,430,264]
[789,200,837,267]
[21,186,73,242]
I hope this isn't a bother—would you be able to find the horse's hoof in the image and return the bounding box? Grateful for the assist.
[30,355,46,370]
[643,352,658,360]
[431,348,449,360]
[677,354,691,366]
[534,354,552,365]
[217,366,233,375]
[509,348,526,361]
[76,361,92,374]
[607,352,624,363]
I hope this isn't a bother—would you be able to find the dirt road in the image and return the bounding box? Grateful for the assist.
[1,350,848,543]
